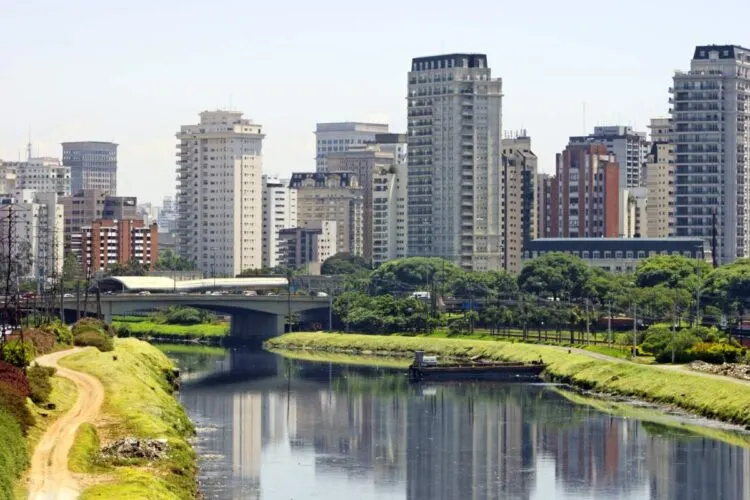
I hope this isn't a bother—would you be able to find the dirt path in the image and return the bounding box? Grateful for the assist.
[27,348,104,500]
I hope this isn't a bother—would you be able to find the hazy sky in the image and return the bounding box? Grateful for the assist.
[2,0,749,204]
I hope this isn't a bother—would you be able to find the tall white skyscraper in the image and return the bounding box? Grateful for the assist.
[406,53,503,270]
[314,122,389,172]
[261,175,297,269]
[671,45,750,264]
[176,110,264,276]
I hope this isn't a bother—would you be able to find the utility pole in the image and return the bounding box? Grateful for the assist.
[584,298,590,344]
[671,300,677,364]
[607,300,612,348]
[328,291,333,332]
[286,269,292,333]
[632,302,637,358]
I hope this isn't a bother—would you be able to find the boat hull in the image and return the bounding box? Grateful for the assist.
[408,363,546,383]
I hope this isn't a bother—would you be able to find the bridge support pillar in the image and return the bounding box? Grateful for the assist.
[230,311,284,347]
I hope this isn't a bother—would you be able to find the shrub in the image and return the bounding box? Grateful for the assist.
[0,340,35,368]
[43,321,73,345]
[164,307,203,325]
[0,382,35,433]
[0,360,31,398]
[72,318,109,336]
[688,342,744,364]
[6,329,56,355]
[642,324,699,363]
[116,324,132,337]
[27,364,56,404]
[73,331,114,352]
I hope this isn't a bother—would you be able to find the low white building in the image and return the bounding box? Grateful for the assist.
[14,157,71,196]
[262,175,297,269]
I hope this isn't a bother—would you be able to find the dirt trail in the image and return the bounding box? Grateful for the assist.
[27,348,104,500]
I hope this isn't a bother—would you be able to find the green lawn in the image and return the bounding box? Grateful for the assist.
[266,332,750,427]
[60,339,197,499]
[113,320,228,338]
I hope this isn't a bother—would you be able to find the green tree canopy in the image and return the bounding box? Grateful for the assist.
[634,255,710,289]
[703,258,750,310]
[155,248,196,271]
[370,257,461,295]
[321,253,370,275]
[517,252,592,300]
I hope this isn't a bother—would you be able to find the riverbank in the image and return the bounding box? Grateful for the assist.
[58,338,197,499]
[266,333,750,428]
[113,317,228,344]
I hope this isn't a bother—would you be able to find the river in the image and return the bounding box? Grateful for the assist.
[163,346,750,500]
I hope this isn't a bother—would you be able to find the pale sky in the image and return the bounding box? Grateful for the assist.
[2,0,749,204]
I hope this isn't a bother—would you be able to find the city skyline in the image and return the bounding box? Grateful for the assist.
[3,0,750,204]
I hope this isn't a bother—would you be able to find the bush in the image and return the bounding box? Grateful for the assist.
[116,324,132,337]
[0,340,35,368]
[0,382,35,433]
[72,318,110,336]
[43,321,73,345]
[0,360,31,398]
[688,342,744,364]
[27,364,56,404]
[642,324,699,363]
[73,331,114,352]
[7,328,56,355]
[164,307,203,325]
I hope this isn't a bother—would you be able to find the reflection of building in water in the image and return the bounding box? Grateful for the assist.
[649,437,750,500]
[232,393,261,500]
[406,387,537,500]
[539,415,648,497]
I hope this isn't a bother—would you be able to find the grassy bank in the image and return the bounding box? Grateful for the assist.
[60,338,197,499]
[0,408,26,500]
[113,319,228,341]
[266,333,750,428]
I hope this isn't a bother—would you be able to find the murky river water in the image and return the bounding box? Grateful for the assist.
[164,347,750,500]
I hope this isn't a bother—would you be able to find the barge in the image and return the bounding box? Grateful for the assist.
[407,351,547,383]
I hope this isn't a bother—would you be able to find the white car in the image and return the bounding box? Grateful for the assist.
[137,291,151,296]
[63,293,74,298]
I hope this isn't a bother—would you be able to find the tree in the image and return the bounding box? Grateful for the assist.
[703,258,750,312]
[634,255,710,289]
[106,259,146,277]
[155,248,196,271]
[320,253,370,275]
[370,257,461,295]
[517,252,592,301]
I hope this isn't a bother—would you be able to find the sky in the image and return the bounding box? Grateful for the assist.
[2,0,750,204]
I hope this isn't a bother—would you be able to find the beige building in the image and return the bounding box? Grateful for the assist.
[315,122,389,172]
[501,134,537,273]
[176,110,264,277]
[60,190,138,252]
[535,173,555,239]
[290,172,363,256]
[278,220,337,274]
[327,133,407,265]
[645,118,675,238]
[622,187,649,237]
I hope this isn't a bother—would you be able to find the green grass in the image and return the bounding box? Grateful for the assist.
[269,348,411,369]
[155,343,227,357]
[0,407,27,500]
[113,320,228,338]
[69,423,107,474]
[266,332,750,428]
[60,339,197,499]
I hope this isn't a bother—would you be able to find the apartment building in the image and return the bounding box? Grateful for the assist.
[10,157,71,196]
[671,45,750,264]
[62,141,118,195]
[645,118,675,238]
[326,133,407,264]
[176,110,264,276]
[0,191,64,279]
[569,126,649,189]
[278,221,336,274]
[60,190,138,252]
[622,187,648,238]
[406,53,504,271]
[290,172,363,256]
[262,175,297,268]
[536,173,555,239]
[553,143,620,238]
[501,134,537,273]
[315,122,389,172]
[73,219,158,274]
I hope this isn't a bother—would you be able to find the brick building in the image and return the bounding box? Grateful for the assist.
[74,219,158,273]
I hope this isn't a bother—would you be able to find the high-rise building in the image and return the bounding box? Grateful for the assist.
[406,53,503,270]
[12,157,71,196]
[60,190,138,252]
[0,191,64,279]
[176,110,264,276]
[315,122,389,172]
[569,126,649,189]
[291,172,363,256]
[553,143,620,238]
[622,187,649,237]
[327,133,408,264]
[536,173,555,239]
[262,175,297,269]
[73,219,158,274]
[157,195,178,233]
[0,161,18,193]
[645,118,675,238]
[278,221,337,274]
[61,141,118,195]
[671,45,750,264]
[501,134,537,273]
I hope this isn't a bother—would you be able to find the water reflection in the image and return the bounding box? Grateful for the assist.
[170,348,750,500]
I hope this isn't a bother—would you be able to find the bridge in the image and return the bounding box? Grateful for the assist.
[62,294,331,344]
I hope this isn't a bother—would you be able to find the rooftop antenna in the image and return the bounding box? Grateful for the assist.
[582,102,587,134]
[27,126,32,160]
[229,94,233,111]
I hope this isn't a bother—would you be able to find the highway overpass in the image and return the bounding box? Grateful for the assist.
[62,294,331,344]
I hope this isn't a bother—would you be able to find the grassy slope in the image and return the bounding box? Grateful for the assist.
[0,408,26,500]
[60,339,196,500]
[113,320,228,338]
[266,333,750,427]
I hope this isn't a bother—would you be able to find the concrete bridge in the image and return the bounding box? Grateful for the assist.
[62,294,331,344]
